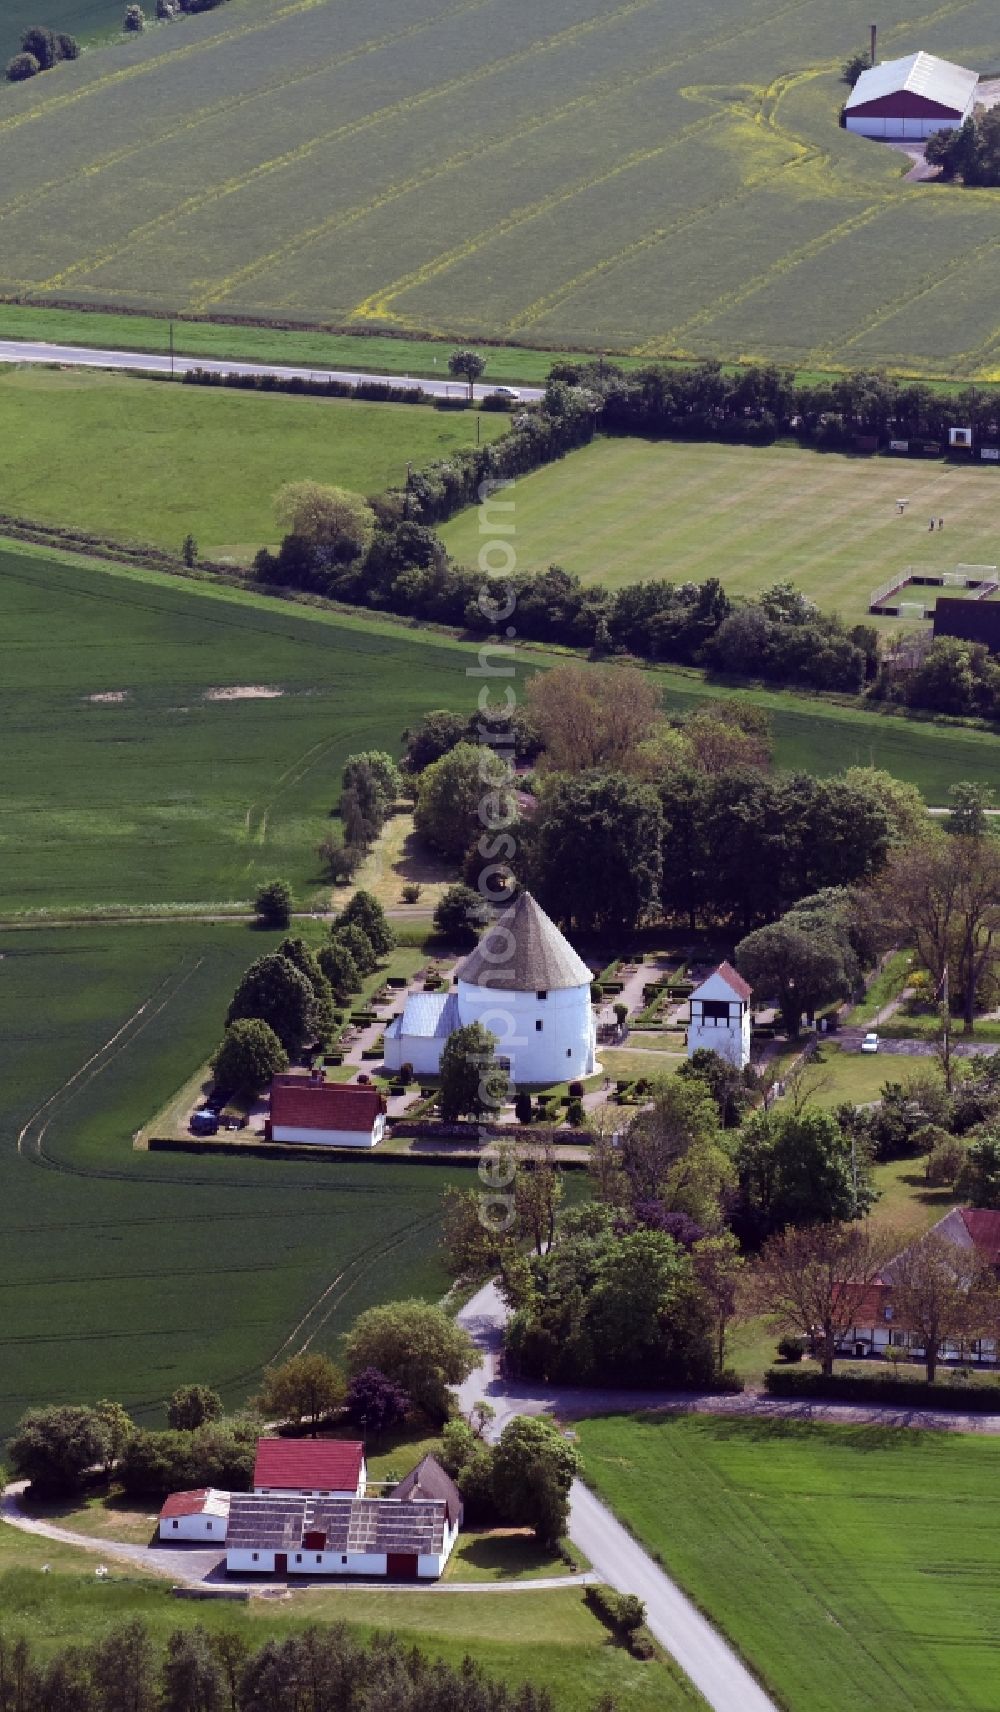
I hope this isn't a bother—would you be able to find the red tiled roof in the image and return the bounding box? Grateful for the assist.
[714,961,753,1001]
[269,1078,384,1133]
[960,1208,1000,1267]
[159,1489,210,1519]
[253,1438,364,1492]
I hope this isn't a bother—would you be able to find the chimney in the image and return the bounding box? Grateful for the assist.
[870,22,877,65]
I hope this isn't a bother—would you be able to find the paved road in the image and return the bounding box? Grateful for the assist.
[0,338,545,402]
[455,1282,779,1712]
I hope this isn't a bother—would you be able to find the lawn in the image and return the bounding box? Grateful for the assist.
[0,544,503,914]
[441,436,1000,623]
[0,918,471,1441]
[0,1527,700,1712]
[4,0,1000,374]
[0,367,506,558]
[578,1412,1000,1712]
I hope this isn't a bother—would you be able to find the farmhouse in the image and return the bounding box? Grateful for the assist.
[688,964,752,1070]
[845,51,978,140]
[253,1437,366,1497]
[267,1075,386,1149]
[224,1456,461,1579]
[383,891,598,1086]
[158,1488,231,1542]
[839,1207,1000,1363]
[933,596,1000,655]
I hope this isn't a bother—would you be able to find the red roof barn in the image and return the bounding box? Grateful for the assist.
[253,1437,366,1497]
[846,51,978,140]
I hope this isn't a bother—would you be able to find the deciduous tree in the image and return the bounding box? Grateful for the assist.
[439,1021,508,1121]
[7,1406,110,1496]
[447,348,486,398]
[212,1018,288,1096]
[253,878,292,929]
[890,1232,998,1382]
[273,482,376,559]
[255,1353,345,1435]
[167,1385,224,1432]
[434,883,488,945]
[525,661,662,775]
[344,1368,410,1437]
[491,1415,579,1547]
[344,1300,475,1423]
[226,954,314,1054]
[751,1222,893,1378]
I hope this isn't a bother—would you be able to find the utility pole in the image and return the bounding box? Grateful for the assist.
[169,320,175,378]
[476,414,481,447]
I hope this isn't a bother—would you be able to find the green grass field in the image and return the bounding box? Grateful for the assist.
[578,1413,1000,1712]
[0,1531,699,1712]
[0,918,473,1440]
[441,436,1000,622]
[0,545,499,913]
[2,0,1000,373]
[0,368,506,558]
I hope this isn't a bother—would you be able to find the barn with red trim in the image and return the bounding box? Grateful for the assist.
[846,51,978,141]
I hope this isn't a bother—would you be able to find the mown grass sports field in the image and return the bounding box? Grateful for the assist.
[0,367,506,559]
[2,0,1000,374]
[578,1413,1000,1712]
[440,436,1000,622]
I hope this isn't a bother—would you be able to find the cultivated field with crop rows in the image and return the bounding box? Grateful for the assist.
[1,0,999,373]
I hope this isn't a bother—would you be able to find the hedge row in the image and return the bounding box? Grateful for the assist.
[764,1366,1000,1411]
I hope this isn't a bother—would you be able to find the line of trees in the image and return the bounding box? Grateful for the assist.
[0,1619,565,1712]
[6,24,79,81]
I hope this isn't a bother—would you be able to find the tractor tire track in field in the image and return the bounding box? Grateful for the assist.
[819,213,1000,370]
[351,0,821,328]
[0,0,497,237]
[0,0,378,142]
[243,730,344,848]
[16,956,205,1166]
[38,0,668,298]
[198,0,815,314]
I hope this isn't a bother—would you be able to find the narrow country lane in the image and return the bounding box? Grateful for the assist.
[455,1282,779,1712]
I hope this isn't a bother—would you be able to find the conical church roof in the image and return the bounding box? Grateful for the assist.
[457,893,593,992]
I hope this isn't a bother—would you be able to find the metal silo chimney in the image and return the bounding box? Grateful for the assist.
[870,22,877,65]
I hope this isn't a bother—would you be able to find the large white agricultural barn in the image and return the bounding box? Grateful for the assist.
[845,51,978,140]
[383,891,598,1086]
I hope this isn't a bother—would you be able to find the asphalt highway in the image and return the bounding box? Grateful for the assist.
[0,338,546,401]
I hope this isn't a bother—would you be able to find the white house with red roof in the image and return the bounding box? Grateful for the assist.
[267,1075,386,1149]
[839,1208,1000,1364]
[252,1436,366,1498]
[688,963,752,1069]
[158,1487,231,1542]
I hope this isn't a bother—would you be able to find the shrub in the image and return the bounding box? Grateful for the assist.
[566,1098,585,1127]
[568,1080,584,1098]
[6,52,39,80]
[124,3,145,28]
[8,1406,110,1496]
[923,1129,967,1186]
[776,1334,806,1363]
[765,1367,1000,1411]
[57,32,80,57]
[401,882,422,903]
[585,1586,648,1647]
[399,1061,414,1084]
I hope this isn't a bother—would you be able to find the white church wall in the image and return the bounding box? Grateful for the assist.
[456,981,596,1085]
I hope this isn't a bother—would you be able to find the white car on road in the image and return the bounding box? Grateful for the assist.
[860,1031,880,1054]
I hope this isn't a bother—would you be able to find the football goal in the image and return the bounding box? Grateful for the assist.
[897,601,928,620]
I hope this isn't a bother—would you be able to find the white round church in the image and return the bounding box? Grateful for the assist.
[383,892,598,1087]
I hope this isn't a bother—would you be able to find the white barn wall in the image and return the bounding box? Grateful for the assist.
[159,1514,226,1542]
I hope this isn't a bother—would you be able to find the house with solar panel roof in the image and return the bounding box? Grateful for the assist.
[383,891,597,1085]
